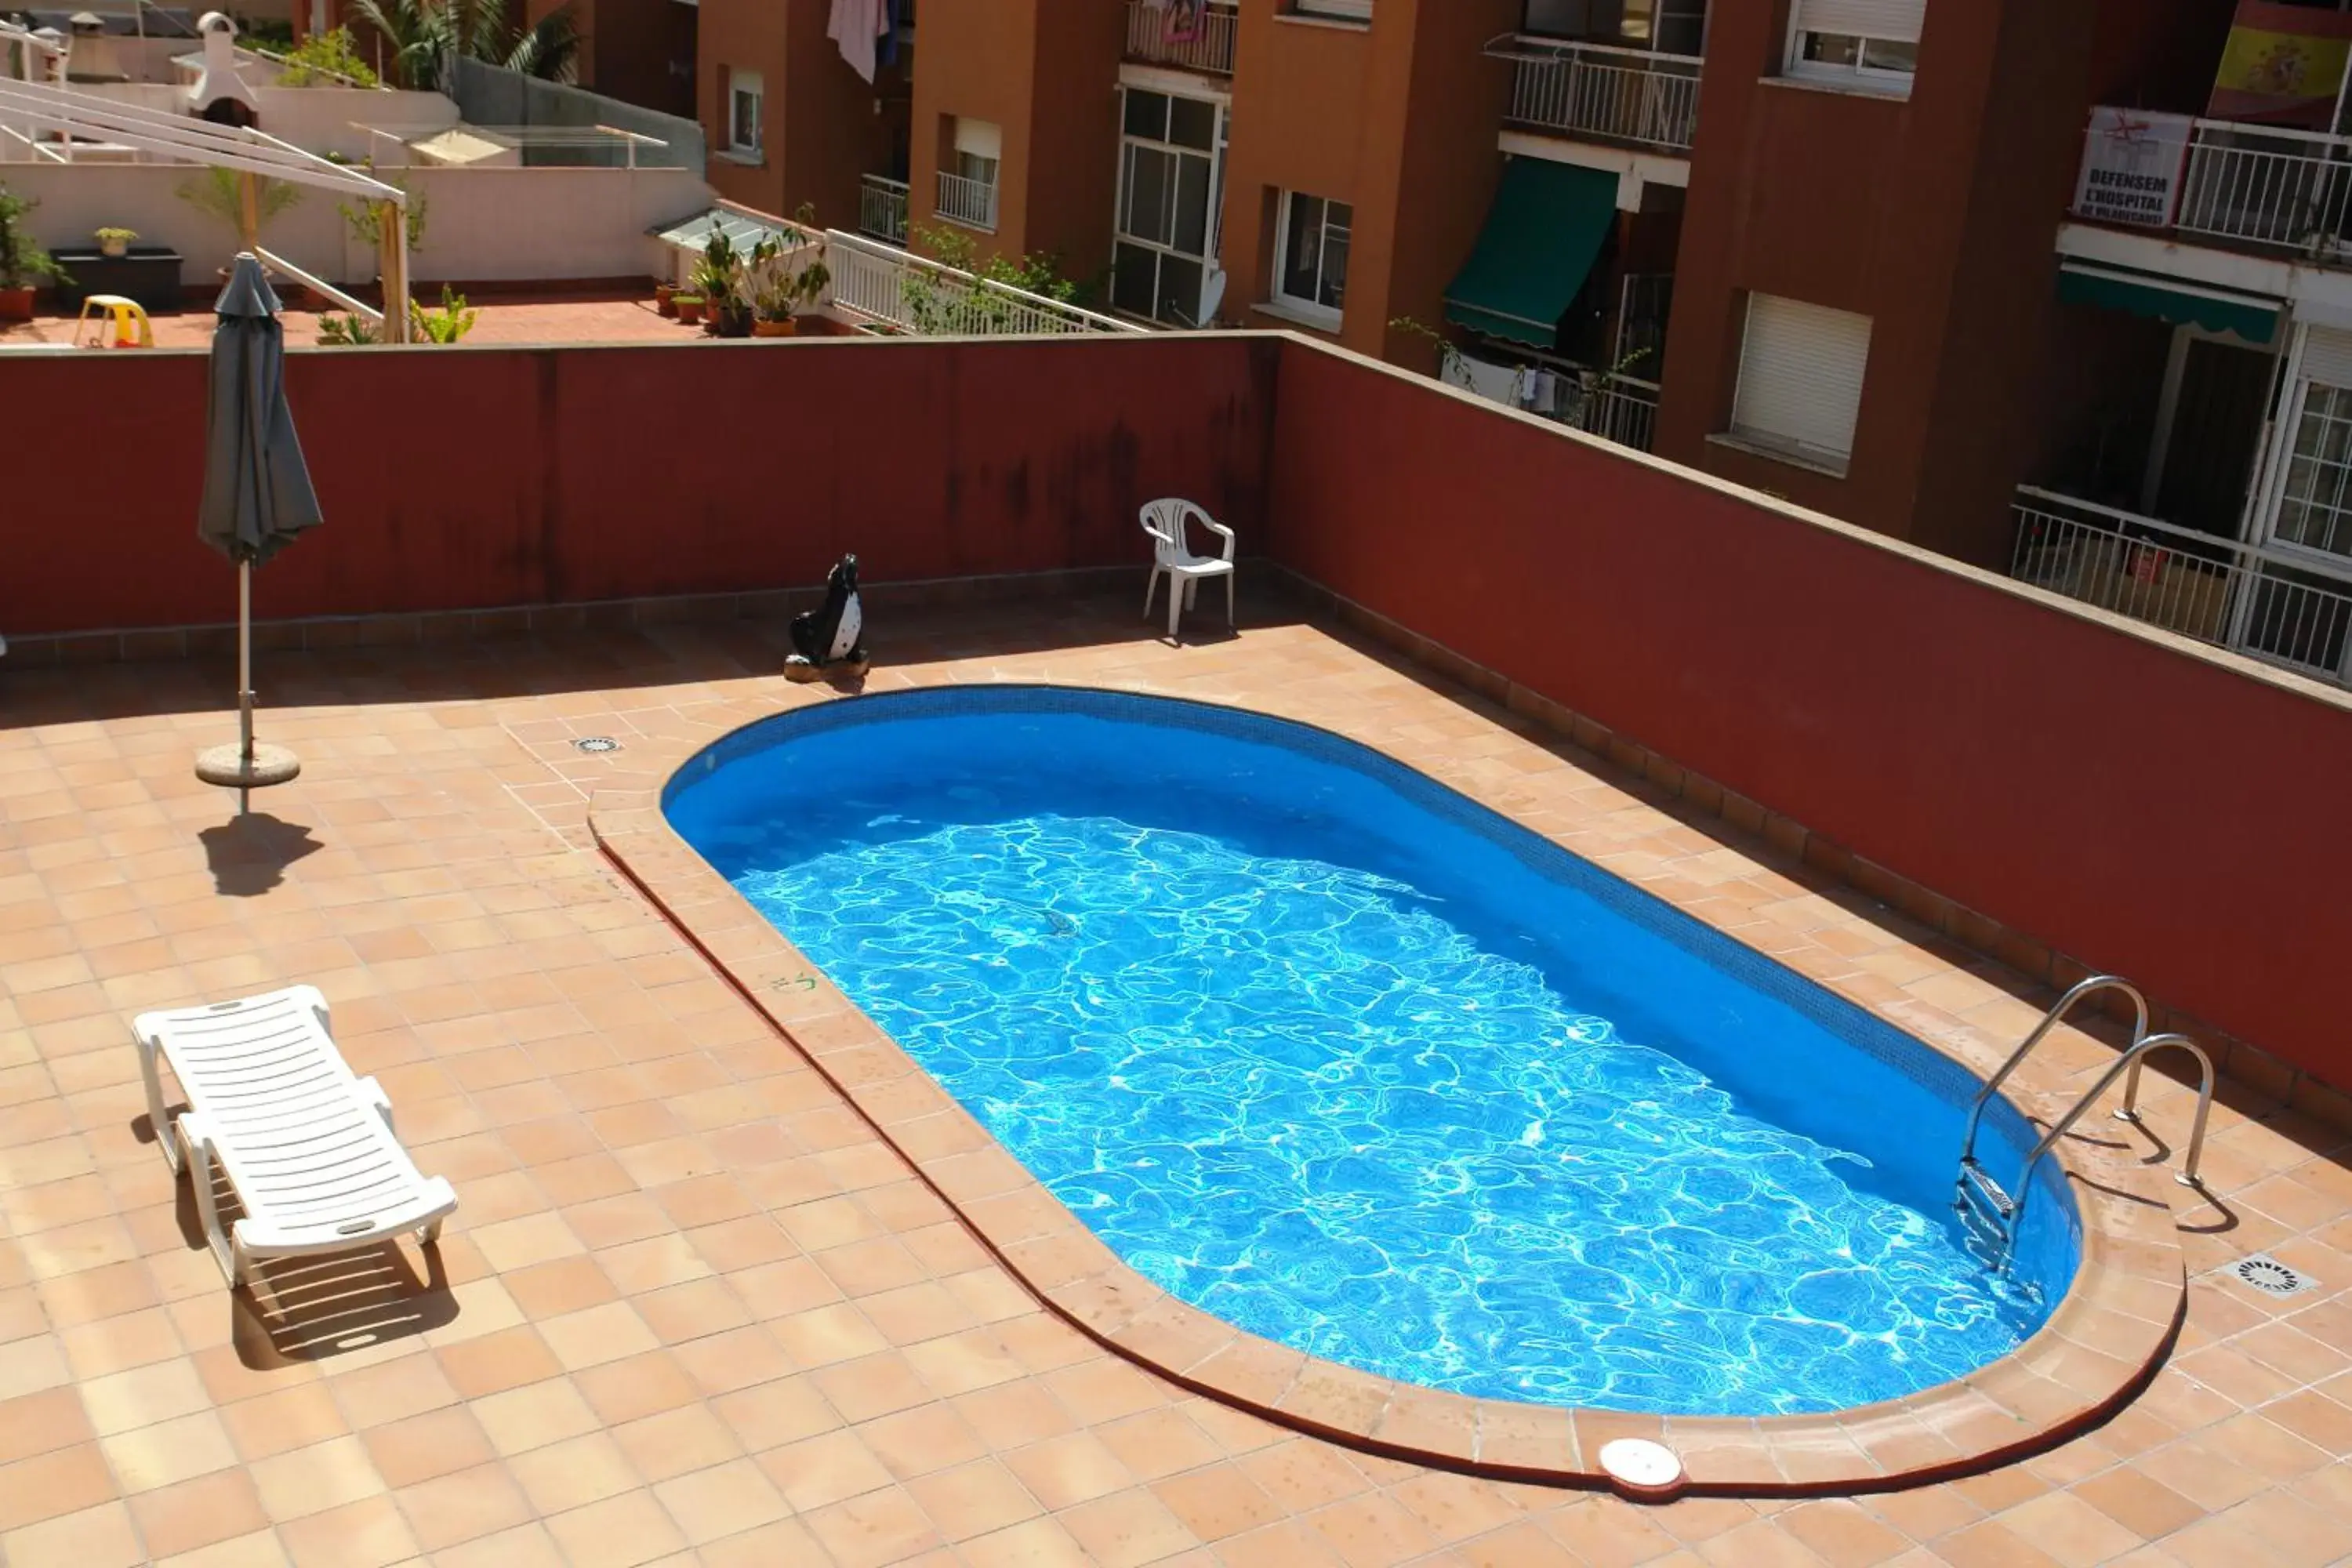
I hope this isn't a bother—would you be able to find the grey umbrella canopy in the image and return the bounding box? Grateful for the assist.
[198,254,321,566]
[193,254,320,793]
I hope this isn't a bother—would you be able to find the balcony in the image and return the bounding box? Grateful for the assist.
[935,168,999,232]
[2011,486,2352,688]
[826,228,1141,336]
[1488,36,1701,154]
[2070,110,2352,264]
[1124,0,1237,77]
[859,172,909,246]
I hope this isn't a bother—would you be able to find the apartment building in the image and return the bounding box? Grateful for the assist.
[698,0,2347,688]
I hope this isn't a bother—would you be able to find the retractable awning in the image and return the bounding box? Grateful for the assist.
[2056,261,2281,345]
[1444,158,1618,350]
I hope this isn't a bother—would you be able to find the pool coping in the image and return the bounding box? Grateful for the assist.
[584,673,2189,1498]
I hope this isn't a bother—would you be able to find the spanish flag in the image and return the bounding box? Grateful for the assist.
[2209,1,2352,129]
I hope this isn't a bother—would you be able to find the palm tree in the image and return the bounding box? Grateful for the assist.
[348,0,582,92]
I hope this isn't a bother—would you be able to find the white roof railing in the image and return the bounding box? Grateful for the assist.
[0,75,413,339]
[0,75,401,199]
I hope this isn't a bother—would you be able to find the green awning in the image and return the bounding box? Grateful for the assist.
[2056,263,2280,345]
[1444,158,1618,350]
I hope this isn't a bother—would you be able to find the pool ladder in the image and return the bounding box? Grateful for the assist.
[1953,975,2214,1269]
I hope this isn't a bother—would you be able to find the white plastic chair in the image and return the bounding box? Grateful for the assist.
[1141,497,1236,641]
[134,985,457,1289]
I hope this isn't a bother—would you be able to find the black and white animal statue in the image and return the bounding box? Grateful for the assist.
[786,554,869,682]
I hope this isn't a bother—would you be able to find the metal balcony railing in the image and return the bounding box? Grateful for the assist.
[2011,486,2352,686]
[824,228,1142,337]
[1490,36,1701,154]
[1123,1,1238,76]
[935,169,999,232]
[859,173,909,246]
[2073,111,2352,259]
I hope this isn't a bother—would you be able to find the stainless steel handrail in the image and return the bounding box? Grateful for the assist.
[1956,973,2148,1175]
[2014,1033,2215,1200]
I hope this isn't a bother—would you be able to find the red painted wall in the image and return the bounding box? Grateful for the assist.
[6,331,2348,1091]
[1268,338,2352,1087]
[0,336,1275,636]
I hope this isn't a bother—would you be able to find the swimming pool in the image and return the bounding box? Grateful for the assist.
[665,688,2079,1417]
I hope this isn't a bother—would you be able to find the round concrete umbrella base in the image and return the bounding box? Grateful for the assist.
[195,743,301,789]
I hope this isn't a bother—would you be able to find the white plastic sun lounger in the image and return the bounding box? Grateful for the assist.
[134,985,457,1288]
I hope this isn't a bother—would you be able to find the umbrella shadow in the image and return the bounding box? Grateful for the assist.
[198,812,322,897]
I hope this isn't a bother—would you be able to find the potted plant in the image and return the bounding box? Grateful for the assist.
[94,227,138,258]
[673,292,705,325]
[752,274,796,337]
[655,280,677,317]
[0,184,63,321]
[691,222,753,338]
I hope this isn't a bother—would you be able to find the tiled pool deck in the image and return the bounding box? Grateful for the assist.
[1,593,2346,1567]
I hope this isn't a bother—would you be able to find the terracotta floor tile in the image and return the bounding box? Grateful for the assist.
[0,1498,146,1568]
[357,1406,496,1492]
[503,1430,640,1516]
[1152,1465,1287,1541]
[803,1483,948,1568]
[543,1487,691,1568]
[469,1377,601,1458]
[220,1384,348,1464]
[0,1442,121,1530]
[1058,1485,1203,1568]
[757,1428,896,1512]
[1774,1497,1913,1567]
[611,1402,744,1483]
[906,1456,1042,1541]
[1304,1492,1443,1568]
[1004,1430,1137,1512]
[273,1494,419,1568]
[98,1408,238,1493]
[154,1527,293,1568]
[2,608,2350,1568]
[426,1521,569,1568]
[434,1327,563,1400]
[649,1455,790,1545]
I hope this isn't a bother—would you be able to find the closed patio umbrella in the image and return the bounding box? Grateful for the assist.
[194,252,320,793]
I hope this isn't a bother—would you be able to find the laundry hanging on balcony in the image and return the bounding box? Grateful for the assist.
[1444,157,1617,350]
[829,0,891,83]
[2056,262,2281,346]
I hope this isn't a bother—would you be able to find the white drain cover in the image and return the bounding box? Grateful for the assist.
[1599,1438,1685,1501]
[2230,1254,2316,1298]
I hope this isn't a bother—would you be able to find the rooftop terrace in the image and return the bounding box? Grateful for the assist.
[2,328,2349,1566]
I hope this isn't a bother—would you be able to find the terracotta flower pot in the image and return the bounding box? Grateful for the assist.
[675,298,704,325]
[753,317,796,338]
[0,285,34,322]
[655,283,676,318]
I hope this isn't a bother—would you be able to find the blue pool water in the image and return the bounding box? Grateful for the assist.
[666,688,2077,1416]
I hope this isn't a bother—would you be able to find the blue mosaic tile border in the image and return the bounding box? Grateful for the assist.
[666,684,2077,1217]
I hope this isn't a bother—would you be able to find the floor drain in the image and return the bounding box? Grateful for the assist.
[572,736,622,754]
[2230,1254,2315,1298]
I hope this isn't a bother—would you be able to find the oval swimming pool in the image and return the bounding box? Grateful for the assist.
[665,688,2078,1417]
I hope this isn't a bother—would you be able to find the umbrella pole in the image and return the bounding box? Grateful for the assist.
[238,561,253,769]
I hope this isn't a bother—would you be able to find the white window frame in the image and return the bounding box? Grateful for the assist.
[728,68,763,157]
[1112,88,1228,327]
[1292,0,1372,21]
[1272,190,1350,330]
[1726,292,1872,475]
[1783,2,1919,97]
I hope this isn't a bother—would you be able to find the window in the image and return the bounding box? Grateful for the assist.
[1784,0,1922,94]
[1272,191,1350,327]
[1292,0,1371,20]
[940,117,1001,230]
[1728,293,1871,472]
[2276,382,2352,557]
[1113,89,1225,326]
[728,68,763,157]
